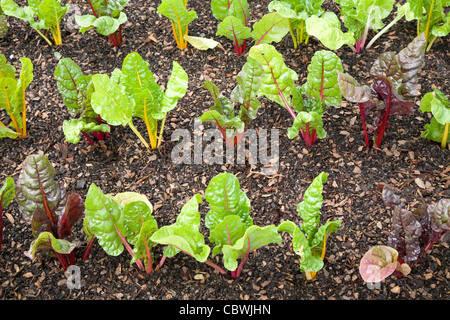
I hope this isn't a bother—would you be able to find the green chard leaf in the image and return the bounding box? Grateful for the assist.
[221,224,282,271]
[204,172,253,231]
[84,183,125,256]
[251,12,289,45]
[24,231,79,260]
[0,177,15,210]
[157,0,197,49]
[150,194,210,262]
[305,12,355,50]
[303,50,343,107]
[216,15,252,47]
[248,43,298,110]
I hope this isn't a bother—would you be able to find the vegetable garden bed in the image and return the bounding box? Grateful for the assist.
[0,0,448,302]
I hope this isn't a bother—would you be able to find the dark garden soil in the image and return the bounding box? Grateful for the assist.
[0,0,448,303]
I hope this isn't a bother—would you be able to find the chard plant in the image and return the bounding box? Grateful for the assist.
[199,56,263,147]
[407,0,450,51]
[278,172,341,280]
[420,88,450,149]
[359,245,411,283]
[0,6,7,38]
[305,1,413,52]
[150,172,283,279]
[337,33,426,151]
[0,177,14,253]
[248,44,343,147]
[0,53,33,139]
[90,52,188,149]
[54,57,110,145]
[83,184,159,273]
[212,0,290,56]
[380,184,449,277]
[268,0,325,48]
[157,0,197,50]
[0,0,68,46]
[16,154,84,271]
[75,0,130,47]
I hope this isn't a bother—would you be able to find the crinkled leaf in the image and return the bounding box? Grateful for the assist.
[150,194,210,261]
[230,56,263,123]
[221,224,282,271]
[211,0,234,21]
[91,73,135,126]
[112,192,152,209]
[305,12,355,50]
[38,0,68,31]
[200,110,245,145]
[0,177,15,209]
[76,12,127,36]
[382,184,424,267]
[122,200,154,246]
[57,192,84,239]
[336,71,373,104]
[54,58,90,115]
[394,32,426,97]
[310,219,341,257]
[359,245,410,283]
[0,0,45,30]
[203,80,235,115]
[287,110,326,140]
[216,15,252,46]
[209,215,247,258]
[25,231,79,259]
[277,220,324,273]
[62,118,110,144]
[251,12,289,45]
[159,61,188,118]
[337,0,396,38]
[157,0,197,39]
[248,43,298,109]
[16,154,67,223]
[422,117,449,145]
[304,50,343,107]
[11,57,33,130]
[84,183,124,256]
[205,172,252,231]
[297,172,327,238]
[428,199,450,232]
[130,218,159,267]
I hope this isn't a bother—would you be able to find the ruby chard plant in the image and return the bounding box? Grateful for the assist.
[157,0,197,50]
[75,0,130,47]
[15,154,84,270]
[379,184,449,277]
[359,245,411,284]
[0,177,14,253]
[1,0,68,46]
[0,53,33,139]
[277,172,341,280]
[419,88,450,149]
[337,33,426,151]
